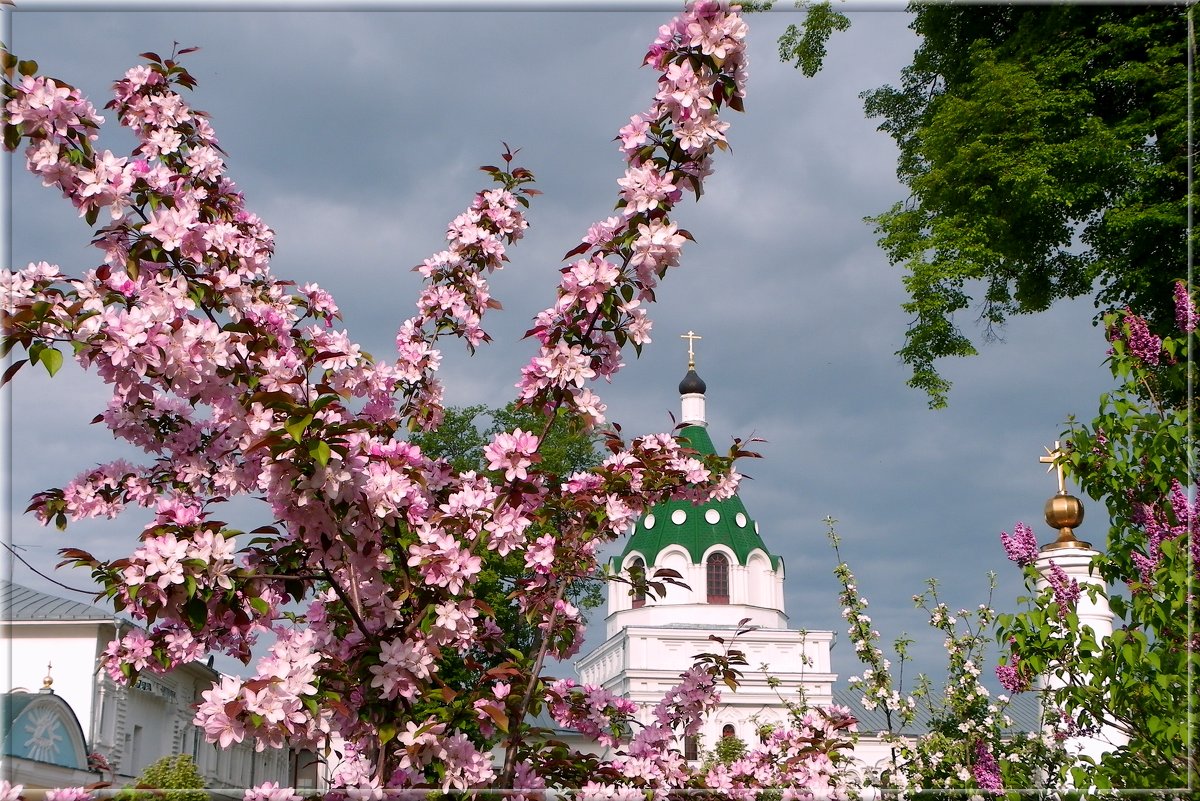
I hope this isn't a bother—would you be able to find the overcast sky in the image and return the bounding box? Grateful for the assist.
[4,4,1117,693]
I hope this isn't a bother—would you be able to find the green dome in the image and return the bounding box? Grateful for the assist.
[618,425,781,569]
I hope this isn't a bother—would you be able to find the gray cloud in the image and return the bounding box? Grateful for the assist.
[7,8,1118,692]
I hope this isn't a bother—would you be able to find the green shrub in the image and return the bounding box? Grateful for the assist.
[116,754,207,801]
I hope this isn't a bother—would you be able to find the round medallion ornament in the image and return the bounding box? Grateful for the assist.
[644,513,655,530]
[671,509,687,525]
[705,509,720,524]
[735,512,747,527]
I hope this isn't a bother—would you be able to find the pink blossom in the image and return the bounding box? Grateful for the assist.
[45,789,92,801]
[243,783,302,801]
[995,654,1029,694]
[617,163,678,215]
[484,428,541,481]
[972,739,1003,792]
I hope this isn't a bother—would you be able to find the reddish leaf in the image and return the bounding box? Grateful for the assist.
[1,358,27,386]
[562,241,589,260]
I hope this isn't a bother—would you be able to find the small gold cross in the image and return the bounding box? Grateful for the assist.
[1040,440,1066,494]
[681,330,702,369]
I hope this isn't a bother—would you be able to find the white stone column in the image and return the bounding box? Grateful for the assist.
[1034,546,1127,763]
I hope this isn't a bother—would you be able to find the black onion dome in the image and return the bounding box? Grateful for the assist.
[678,368,706,395]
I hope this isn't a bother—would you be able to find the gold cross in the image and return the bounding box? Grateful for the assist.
[681,330,702,369]
[1040,440,1066,494]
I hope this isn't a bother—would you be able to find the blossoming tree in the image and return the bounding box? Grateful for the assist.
[2,3,859,797]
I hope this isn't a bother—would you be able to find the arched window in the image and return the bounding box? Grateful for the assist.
[630,557,646,608]
[706,552,730,604]
[721,723,736,739]
[684,734,699,761]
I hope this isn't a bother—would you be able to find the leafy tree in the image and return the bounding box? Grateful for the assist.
[857,6,1191,408]
[743,1,851,79]
[116,754,206,801]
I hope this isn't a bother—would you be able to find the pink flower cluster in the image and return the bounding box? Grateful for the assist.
[545,679,639,748]
[1000,521,1039,567]
[704,706,858,800]
[994,652,1030,694]
[517,0,747,426]
[396,177,532,429]
[971,739,1003,792]
[242,782,302,801]
[194,626,324,750]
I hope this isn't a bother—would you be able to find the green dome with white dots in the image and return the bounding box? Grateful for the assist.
[615,367,782,570]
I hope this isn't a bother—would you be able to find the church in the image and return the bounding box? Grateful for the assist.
[573,336,1046,777]
[577,337,840,760]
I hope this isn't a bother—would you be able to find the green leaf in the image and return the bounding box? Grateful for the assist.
[285,413,313,441]
[310,440,331,467]
[40,346,63,377]
[183,597,207,630]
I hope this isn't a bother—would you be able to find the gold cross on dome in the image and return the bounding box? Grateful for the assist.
[1040,440,1066,494]
[681,330,702,369]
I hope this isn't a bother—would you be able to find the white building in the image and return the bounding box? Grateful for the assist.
[1,580,294,791]
[574,359,1043,781]
[577,359,838,762]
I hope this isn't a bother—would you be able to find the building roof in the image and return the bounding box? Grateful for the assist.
[618,391,781,569]
[832,688,1043,737]
[2,689,92,770]
[1,579,112,623]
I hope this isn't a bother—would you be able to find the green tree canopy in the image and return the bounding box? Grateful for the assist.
[860,6,1190,408]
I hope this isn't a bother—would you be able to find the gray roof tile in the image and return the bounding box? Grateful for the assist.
[2,580,112,622]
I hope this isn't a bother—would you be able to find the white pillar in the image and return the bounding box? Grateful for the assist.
[1034,546,1127,762]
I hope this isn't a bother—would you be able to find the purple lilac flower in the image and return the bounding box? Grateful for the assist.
[995,656,1029,694]
[1046,561,1081,618]
[1124,309,1162,365]
[972,740,1003,792]
[1131,479,1198,586]
[1174,281,1196,333]
[1000,521,1039,567]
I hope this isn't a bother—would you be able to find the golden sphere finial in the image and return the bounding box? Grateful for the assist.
[1038,441,1091,551]
[42,662,54,690]
[1042,492,1091,550]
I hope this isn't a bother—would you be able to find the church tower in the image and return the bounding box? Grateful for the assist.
[576,334,837,758]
